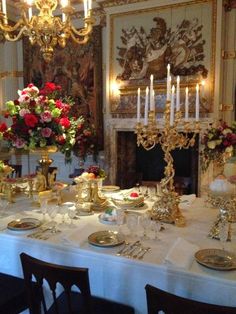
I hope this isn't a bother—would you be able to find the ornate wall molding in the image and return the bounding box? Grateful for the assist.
[0,71,23,79]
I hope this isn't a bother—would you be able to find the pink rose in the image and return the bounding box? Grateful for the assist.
[41,127,52,138]
[14,138,26,148]
[41,111,52,122]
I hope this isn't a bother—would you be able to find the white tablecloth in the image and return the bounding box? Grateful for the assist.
[0,196,236,314]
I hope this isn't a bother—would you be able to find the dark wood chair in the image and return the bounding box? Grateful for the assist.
[145,284,236,314]
[8,164,22,178]
[174,176,192,195]
[20,252,135,314]
[0,272,29,314]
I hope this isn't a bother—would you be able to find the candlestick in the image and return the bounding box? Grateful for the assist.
[150,74,154,111]
[144,87,149,125]
[137,88,140,123]
[176,76,180,111]
[185,87,189,121]
[196,84,199,121]
[170,85,175,126]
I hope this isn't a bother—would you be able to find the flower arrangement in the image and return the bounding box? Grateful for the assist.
[0,82,96,162]
[201,120,236,172]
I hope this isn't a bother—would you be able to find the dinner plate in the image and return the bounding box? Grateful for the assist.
[88,230,124,247]
[7,218,41,231]
[101,185,120,192]
[195,248,236,270]
[98,214,117,225]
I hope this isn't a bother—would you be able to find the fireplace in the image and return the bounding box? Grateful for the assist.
[116,131,199,195]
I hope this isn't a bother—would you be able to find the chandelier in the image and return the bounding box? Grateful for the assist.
[0,0,95,62]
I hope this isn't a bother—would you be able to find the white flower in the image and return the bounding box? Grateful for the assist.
[222,128,232,135]
[207,141,217,149]
[225,145,233,153]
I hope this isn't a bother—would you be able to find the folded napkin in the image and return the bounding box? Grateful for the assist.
[61,223,102,247]
[164,237,199,269]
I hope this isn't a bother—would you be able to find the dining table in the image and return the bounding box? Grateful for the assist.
[0,189,236,314]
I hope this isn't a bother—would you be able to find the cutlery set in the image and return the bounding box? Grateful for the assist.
[28,227,61,240]
[116,241,151,260]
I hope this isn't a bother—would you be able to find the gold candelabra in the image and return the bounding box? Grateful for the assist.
[135,100,200,225]
[0,0,95,62]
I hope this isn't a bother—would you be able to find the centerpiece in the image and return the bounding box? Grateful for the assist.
[201,120,236,174]
[0,82,96,190]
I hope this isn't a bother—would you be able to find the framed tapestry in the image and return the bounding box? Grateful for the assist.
[109,0,217,116]
[23,26,104,149]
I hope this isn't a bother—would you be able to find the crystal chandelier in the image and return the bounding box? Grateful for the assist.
[0,0,95,62]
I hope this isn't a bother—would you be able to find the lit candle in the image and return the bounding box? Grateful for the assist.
[61,0,68,22]
[88,0,92,10]
[150,74,154,111]
[167,76,171,101]
[84,0,88,18]
[166,64,171,101]
[176,75,180,111]
[196,83,199,121]
[185,87,189,121]
[170,85,175,126]
[144,87,149,126]
[201,80,205,98]
[2,0,7,23]
[137,88,140,123]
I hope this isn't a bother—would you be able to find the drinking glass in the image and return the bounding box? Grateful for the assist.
[219,219,229,250]
[139,214,151,240]
[150,220,160,240]
[116,209,125,233]
[140,186,148,198]
[68,208,76,227]
[126,213,138,238]
[47,205,58,231]
[148,186,156,201]
[39,197,48,222]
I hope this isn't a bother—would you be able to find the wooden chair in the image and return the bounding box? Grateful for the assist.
[20,253,135,314]
[145,284,236,314]
[8,164,22,178]
[0,272,29,314]
[174,176,192,195]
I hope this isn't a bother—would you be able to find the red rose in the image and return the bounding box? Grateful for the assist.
[24,113,38,128]
[56,135,66,145]
[4,112,10,118]
[0,122,7,132]
[59,117,71,129]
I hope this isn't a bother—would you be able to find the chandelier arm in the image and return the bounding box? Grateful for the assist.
[70,22,94,37]
[4,26,28,41]
[69,31,89,44]
[0,18,25,33]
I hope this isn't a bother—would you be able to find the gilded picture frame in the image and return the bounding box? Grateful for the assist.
[23,26,104,149]
[109,0,217,116]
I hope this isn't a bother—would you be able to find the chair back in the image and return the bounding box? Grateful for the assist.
[8,164,22,178]
[145,284,236,314]
[20,253,93,314]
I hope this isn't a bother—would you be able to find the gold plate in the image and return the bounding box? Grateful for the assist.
[88,230,124,247]
[7,218,42,231]
[195,249,236,270]
[102,185,120,192]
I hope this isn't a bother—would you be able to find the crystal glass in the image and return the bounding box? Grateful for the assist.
[47,204,58,232]
[219,219,229,250]
[39,197,48,222]
[126,213,138,238]
[68,207,76,227]
[139,214,151,240]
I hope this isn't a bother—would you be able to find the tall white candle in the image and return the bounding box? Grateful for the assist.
[88,0,92,10]
[144,87,149,126]
[176,75,180,111]
[28,8,32,20]
[84,0,88,18]
[1,0,6,15]
[196,83,200,121]
[137,88,141,123]
[150,74,154,110]
[170,85,175,126]
[185,87,189,121]
[166,64,171,101]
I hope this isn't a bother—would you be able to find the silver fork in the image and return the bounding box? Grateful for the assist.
[138,247,151,260]
[132,247,144,259]
[116,241,130,256]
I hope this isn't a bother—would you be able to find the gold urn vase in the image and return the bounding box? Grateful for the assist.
[31,146,57,191]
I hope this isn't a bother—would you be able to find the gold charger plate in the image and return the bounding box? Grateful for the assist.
[7,218,41,231]
[88,230,124,247]
[195,249,236,270]
[102,185,120,192]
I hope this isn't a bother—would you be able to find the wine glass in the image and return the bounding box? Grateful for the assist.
[68,207,76,227]
[59,204,68,226]
[139,214,151,240]
[126,213,138,238]
[116,209,125,233]
[219,219,229,251]
[39,197,48,222]
[150,220,160,240]
[47,204,58,232]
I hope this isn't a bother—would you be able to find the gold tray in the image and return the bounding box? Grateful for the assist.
[102,185,120,192]
[195,249,236,270]
[7,218,41,231]
[88,230,124,247]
